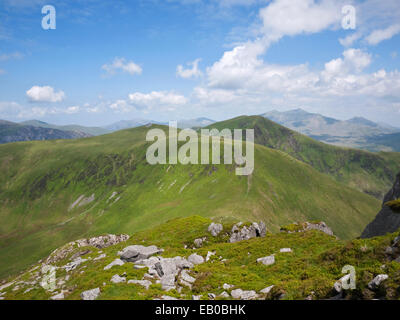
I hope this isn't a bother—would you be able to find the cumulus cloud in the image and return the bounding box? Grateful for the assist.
[109,91,188,113]
[102,57,142,76]
[26,86,65,103]
[365,24,400,45]
[176,59,203,79]
[128,91,187,110]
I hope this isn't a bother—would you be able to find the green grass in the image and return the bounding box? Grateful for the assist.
[0,124,381,279]
[2,216,400,300]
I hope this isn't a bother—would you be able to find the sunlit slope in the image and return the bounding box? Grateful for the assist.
[0,125,379,278]
[206,116,400,199]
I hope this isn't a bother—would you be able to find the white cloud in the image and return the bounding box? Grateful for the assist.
[365,24,400,45]
[109,91,188,113]
[65,106,80,114]
[176,58,203,79]
[26,86,65,103]
[129,91,187,110]
[258,0,343,40]
[102,57,142,76]
[339,32,362,47]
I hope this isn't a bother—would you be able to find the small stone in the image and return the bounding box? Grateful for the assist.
[111,274,126,284]
[206,251,216,262]
[219,291,230,298]
[208,293,216,299]
[280,248,292,253]
[50,292,64,300]
[81,288,100,300]
[192,295,201,300]
[368,274,389,290]
[104,258,124,270]
[257,255,275,266]
[223,283,234,290]
[260,285,274,294]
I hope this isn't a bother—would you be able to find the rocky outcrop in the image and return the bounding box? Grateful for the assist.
[229,222,266,243]
[46,234,129,265]
[361,173,400,238]
[119,245,163,263]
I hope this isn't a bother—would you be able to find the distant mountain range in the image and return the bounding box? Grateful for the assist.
[0,120,91,144]
[262,109,400,152]
[1,111,398,152]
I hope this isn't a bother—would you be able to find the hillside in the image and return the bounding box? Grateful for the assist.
[206,116,400,199]
[0,124,380,278]
[262,109,400,151]
[1,216,400,300]
[0,120,90,144]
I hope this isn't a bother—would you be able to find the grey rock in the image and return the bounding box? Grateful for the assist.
[219,291,230,298]
[229,222,266,243]
[194,237,206,248]
[119,245,163,263]
[208,223,223,237]
[208,293,216,299]
[64,257,87,272]
[280,248,292,253]
[50,292,64,300]
[368,274,389,290]
[231,289,258,300]
[223,283,234,290]
[81,288,100,300]
[304,222,334,236]
[206,251,216,262]
[180,270,196,284]
[188,253,204,265]
[192,295,201,300]
[160,295,178,300]
[260,285,274,294]
[160,274,176,291]
[93,253,106,261]
[257,255,275,266]
[333,274,351,293]
[104,258,125,270]
[111,274,126,284]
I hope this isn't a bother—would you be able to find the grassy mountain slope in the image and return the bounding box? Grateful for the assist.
[2,216,400,300]
[206,116,400,199]
[0,125,380,278]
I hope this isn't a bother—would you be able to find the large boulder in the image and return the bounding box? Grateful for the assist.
[119,245,163,262]
[362,173,400,238]
[229,222,266,243]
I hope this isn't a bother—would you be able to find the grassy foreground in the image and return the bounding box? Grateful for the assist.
[1,216,400,300]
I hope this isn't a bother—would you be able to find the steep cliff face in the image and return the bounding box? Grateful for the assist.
[361,173,400,238]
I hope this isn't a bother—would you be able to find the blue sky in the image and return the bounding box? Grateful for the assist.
[0,0,399,126]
